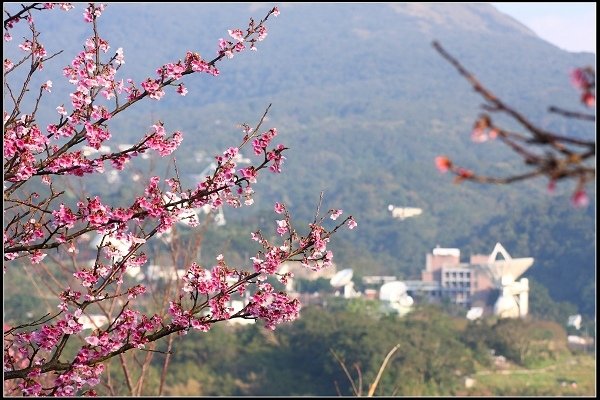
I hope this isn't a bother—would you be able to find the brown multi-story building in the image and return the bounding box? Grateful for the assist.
[406,244,531,315]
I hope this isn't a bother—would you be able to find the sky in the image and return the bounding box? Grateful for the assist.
[491,3,596,53]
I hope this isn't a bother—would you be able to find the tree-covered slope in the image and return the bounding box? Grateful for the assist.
[6,3,594,313]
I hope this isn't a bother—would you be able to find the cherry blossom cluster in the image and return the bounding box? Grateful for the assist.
[246,282,300,330]
[221,6,278,55]
[168,205,356,334]
[3,3,72,39]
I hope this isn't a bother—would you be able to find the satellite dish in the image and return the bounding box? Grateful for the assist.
[330,269,353,288]
[494,292,519,318]
[379,281,407,302]
[567,314,582,330]
[479,243,534,287]
[466,307,484,321]
[398,295,414,307]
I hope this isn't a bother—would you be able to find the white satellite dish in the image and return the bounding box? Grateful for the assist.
[379,280,414,315]
[330,269,353,288]
[398,295,414,307]
[481,243,534,286]
[567,314,582,330]
[379,281,408,303]
[466,307,484,321]
[494,290,519,318]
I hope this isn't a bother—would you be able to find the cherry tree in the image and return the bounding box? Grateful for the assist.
[3,3,356,396]
[432,41,595,208]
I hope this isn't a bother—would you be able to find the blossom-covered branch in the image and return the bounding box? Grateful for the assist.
[3,3,354,396]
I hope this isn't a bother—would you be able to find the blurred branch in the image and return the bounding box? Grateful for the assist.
[432,41,595,206]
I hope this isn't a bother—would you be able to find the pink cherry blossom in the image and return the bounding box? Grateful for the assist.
[4,58,14,70]
[18,40,32,52]
[571,68,590,90]
[239,166,257,183]
[83,9,93,22]
[274,202,285,214]
[276,219,288,236]
[29,250,47,264]
[52,204,78,228]
[571,190,589,208]
[257,26,268,41]
[115,47,125,64]
[127,285,147,299]
[56,105,67,115]
[547,180,556,194]
[41,80,52,92]
[85,335,100,346]
[347,218,357,230]
[435,156,452,173]
[471,127,488,142]
[141,78,165,100]
[330,209,343,220]
[581,92,595,107]
[228,29,245,42]
[176,84,188,96]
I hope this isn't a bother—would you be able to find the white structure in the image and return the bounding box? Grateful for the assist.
[330,269,358,298]
[466,307,484,321]
[388,204,423,220]
[379,281,414,316]
[568,314,582,330]
[432,247,460,258]
[477,243,533,319]
[78,314,109,331]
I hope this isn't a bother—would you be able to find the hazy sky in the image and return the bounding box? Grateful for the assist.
[491,3,596,53]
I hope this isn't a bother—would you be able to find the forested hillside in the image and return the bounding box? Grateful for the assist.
[14,3,595,314]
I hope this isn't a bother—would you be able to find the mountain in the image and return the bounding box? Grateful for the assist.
[4,3,595,314]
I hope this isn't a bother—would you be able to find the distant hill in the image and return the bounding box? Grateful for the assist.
[4,3,595,314]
